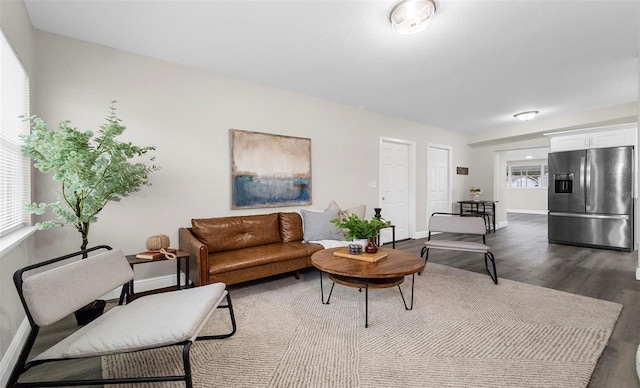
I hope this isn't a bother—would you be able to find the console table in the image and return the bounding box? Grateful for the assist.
[458,200,497,233]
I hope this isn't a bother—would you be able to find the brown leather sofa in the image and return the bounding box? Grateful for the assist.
[179,212,324,286]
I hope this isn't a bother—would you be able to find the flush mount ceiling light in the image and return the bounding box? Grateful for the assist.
[390,0,436,35]
[513,111,539,121]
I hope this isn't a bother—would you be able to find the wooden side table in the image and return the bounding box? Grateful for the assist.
[125,250,191,302]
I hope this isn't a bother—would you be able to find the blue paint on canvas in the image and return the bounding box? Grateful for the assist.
[234,175,310,207]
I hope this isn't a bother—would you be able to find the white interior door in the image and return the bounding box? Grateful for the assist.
[427,144,451,216]
[380,138,414,242]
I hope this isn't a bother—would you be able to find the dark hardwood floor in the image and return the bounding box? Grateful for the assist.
[13,213,639,387]
[396,213,640,388]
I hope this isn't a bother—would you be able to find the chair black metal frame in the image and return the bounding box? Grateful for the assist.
[420,212,498,284]
[9,245,237,388]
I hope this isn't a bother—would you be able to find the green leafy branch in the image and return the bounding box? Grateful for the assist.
[21,102,159,250]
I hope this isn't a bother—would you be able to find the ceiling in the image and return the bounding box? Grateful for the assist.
[23,0,639,135]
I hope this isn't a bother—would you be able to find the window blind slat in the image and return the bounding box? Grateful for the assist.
[1,29,31,236]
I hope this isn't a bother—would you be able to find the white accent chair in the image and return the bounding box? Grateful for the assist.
[9,245,236,387]
[421,213,498,284]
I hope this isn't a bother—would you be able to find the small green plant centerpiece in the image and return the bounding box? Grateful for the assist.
[21,102,159,324]
[331,214,391,253]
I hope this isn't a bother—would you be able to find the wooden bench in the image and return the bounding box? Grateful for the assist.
[9,245,237,387]
[420,213,498,284]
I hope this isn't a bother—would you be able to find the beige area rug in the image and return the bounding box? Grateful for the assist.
[102,263,622,388]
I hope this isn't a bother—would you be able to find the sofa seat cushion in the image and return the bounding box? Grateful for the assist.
[284,241,324,256]
[208,243,314,274]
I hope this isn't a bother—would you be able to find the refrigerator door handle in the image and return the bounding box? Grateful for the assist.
[549,212,631,220]
[583,155,591,211]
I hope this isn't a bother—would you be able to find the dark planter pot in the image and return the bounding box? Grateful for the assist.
[74,300,106,326]
[365,238,379,254]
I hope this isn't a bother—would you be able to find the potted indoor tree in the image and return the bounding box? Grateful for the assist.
[21,102,159,323]
[331,214,391,253]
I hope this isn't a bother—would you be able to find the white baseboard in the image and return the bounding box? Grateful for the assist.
[0,318,30,387]
[413,231,429,240]
[507,209,548,215]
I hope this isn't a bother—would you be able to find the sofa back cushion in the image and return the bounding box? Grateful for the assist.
[279,212,304,242]
[191,213,281,253]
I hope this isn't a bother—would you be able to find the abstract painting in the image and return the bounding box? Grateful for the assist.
[230,129,312,209]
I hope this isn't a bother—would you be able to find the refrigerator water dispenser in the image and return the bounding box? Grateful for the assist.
[554,173,573,194]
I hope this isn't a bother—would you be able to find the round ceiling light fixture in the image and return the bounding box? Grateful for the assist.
[513,111,539,121]
[390,0,437,35]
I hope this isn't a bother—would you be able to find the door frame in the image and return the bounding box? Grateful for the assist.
[379,136,416,240]
[426,143,453,217]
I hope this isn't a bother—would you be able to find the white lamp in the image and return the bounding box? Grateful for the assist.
[390,0,437,35]
[513,111,539,121]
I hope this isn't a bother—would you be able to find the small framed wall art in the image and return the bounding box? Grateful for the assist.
[230,129,312,209]
[457,167,469,175]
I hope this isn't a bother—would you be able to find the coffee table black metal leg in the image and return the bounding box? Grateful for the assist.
[319,271,335,304]
[397,274,415,310]
[365,279,369,328]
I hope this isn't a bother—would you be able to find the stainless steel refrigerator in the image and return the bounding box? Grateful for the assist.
[548,146,634,251]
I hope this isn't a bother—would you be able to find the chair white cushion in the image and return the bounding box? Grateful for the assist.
[22,249,134,326]
[429,215,486,235]
[34,283,227,360]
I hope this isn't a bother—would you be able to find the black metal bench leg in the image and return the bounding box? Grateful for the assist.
[485,251,498,284]
[418,247,429,275]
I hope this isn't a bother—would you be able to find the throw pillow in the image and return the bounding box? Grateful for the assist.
[326,200,341,212]
[326,200,366,220]
[341,204,366,219]
[301,208,344,241]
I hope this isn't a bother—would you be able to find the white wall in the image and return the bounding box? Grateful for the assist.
[31,30,471,277]
[505,188,548,214]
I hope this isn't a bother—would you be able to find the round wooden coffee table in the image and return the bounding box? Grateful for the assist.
[311,247,425,328]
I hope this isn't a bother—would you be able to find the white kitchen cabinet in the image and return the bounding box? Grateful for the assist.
[550,126,636,152]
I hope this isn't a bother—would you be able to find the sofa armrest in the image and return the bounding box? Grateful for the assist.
[179,227,209,286]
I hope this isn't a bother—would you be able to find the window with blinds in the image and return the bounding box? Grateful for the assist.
[0,30,31,236]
